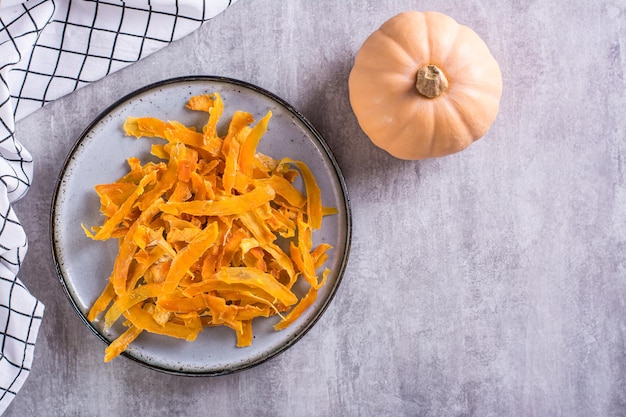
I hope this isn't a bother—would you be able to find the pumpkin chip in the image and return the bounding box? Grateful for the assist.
[84,92,336,362]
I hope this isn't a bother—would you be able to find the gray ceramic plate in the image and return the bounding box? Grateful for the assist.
[51,76,351,375]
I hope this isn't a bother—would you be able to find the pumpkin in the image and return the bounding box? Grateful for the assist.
[348,11,503,160]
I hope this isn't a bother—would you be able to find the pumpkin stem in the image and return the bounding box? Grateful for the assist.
[416,65,448,98]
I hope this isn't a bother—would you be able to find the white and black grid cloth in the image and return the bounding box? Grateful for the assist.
[0,0,235,413]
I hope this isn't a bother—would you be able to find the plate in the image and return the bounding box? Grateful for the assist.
[50,76,351,375]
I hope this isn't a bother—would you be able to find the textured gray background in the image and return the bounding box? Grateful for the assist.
[6,0,626,416]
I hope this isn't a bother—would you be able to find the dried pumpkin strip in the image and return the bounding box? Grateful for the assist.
[223,113,254,194]
[291,213,322,289]
[242,246,267,271]
[86,170,158,241]
[217,290,277,316]
[238,111,272,177]
[243,153,279,179]
[189,171,210,200]
[163,123,216,153]
[135,154,178,211]
[222,111,254,158]
[162,222,219,292]
[202,295,254,343]
[274,268,330,331]
[95,183,136,216]
[186,94,216,113]
[104,283,164,330]
[273,286,318,331]
[104,325,143,363]
[161,213,198,231]
[168,180,192,203]
[262,242,297,287]
[173,311,203,336]
[127,245,168,290]
[125,116,222,157]
[238,237,259,256]
[166,226,200,244]
[252,156,276,178]
[131,225,160,250]
[116,158,165,187]
[154,236,177,260]
[311,243,333,269]
[265,212,295,239]
[143,261,171,285]
[131,118,200,145]
[259,175,306,208]
[236,320,253,347]
[182,281,280,309]
[156,294,207,313]
[237,210,276,245]
[218,226,250,267]
[96,195,119,220]
[212,267,298,306]
[203,294,239,324]
[280,158,323,229]
[123,305,200,341]
[175,143,198,183]
[150,144,169,159]
[148,304,171,326]
[233,304,272,321]
[123,117,170,138]
[159,183,275,217]
[87,281,115,322]
[181,93,225,156]
[109,199,163,294]
[201,93,223,140]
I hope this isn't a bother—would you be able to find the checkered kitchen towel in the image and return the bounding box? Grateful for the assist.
[0,0,235,413]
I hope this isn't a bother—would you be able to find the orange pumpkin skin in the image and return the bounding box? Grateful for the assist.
[348,11,503,160]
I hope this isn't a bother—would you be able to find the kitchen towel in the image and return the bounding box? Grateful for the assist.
[0,0,235,413]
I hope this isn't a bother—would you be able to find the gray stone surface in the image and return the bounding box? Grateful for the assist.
[5,0,626,416]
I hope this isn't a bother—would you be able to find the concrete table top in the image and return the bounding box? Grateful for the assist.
[6,0,626,416]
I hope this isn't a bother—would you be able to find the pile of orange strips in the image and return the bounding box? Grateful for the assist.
[83,93,335,362]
